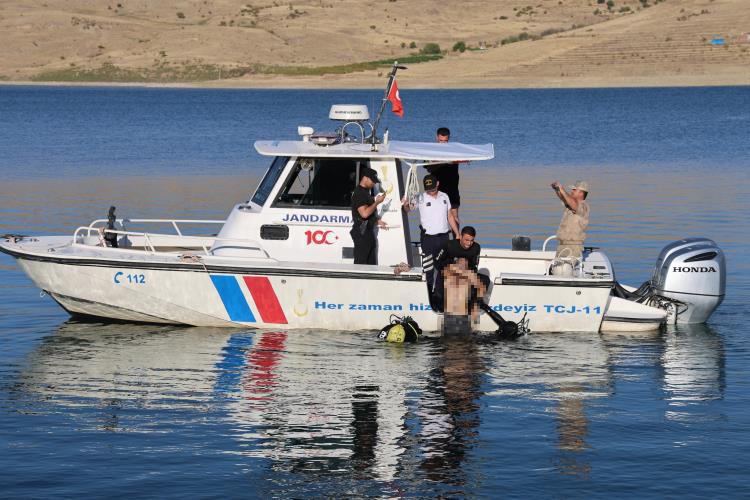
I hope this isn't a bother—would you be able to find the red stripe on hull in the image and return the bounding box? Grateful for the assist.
[242,276,288,324]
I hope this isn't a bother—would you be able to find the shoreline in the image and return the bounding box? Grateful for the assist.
[3,74,749,90]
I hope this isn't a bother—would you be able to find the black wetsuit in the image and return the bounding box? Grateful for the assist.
[435,239,481,271]
[350,186,377,265]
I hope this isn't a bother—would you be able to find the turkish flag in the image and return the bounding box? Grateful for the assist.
[388,79,404,117]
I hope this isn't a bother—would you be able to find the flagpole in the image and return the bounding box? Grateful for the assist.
[371,62,406,145]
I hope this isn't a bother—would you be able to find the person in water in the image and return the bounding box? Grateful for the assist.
[434,226,490,315]
[442,257,485,336]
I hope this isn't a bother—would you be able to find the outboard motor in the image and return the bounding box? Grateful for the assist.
[650,238,725,324]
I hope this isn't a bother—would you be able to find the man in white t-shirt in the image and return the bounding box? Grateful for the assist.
[403,174,459,311]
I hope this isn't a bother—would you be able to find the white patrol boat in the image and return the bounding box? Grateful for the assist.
[0,74,725,333]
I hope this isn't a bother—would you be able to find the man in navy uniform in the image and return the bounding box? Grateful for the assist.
[403,174,459,310]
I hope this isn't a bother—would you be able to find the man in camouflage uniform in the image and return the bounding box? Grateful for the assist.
[551,180,590,259]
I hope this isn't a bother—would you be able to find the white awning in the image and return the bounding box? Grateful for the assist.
[254,140,494,162]
[387,141,494,161]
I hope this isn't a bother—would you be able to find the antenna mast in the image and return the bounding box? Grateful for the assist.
[370,62,406,145]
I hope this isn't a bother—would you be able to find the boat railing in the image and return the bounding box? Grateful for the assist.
[73,222,271,259]
[542,235,558,252]
[86,218,226,237]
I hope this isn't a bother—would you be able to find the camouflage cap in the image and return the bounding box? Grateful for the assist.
[569,180,590,193]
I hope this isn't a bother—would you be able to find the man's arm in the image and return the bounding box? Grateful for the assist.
[447,202,460,238]
[401,197,412,212]
[470,243,481,270]
[552,182,579,212]
[401,193,417,213]
[357,193,386,219]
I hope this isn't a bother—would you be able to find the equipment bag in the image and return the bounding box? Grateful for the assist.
[378,315,422,343]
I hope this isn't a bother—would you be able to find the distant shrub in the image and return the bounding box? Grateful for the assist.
[452,41,466,52]
[606,0,615,9]
[409,41,416,48]
[619,5,630,12]
[421,42,441,54]
[176,12,185,19]
[541,27,565,37]
[501,31,541,45]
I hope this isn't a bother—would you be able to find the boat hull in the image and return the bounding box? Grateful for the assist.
[13,254,614,333]
[600,296,667,332]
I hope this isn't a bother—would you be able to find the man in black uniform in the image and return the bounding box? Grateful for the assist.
[434,226,490,313]
[426,127,461,225]
[350,167,386,265]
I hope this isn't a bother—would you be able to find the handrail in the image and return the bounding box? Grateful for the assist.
[542,235,558,252]
[87,218,226,229]
[72,226,271,259]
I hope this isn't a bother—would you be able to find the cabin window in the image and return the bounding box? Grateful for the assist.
[273,157,363,208]
[251,156,289,206]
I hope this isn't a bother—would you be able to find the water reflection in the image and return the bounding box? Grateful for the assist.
[12,320,726,488]
[418,338,485,484]
[660,324,725,422]
[17,322,232,412]
[602,324,725,415]
[485,333,613,477]
[218,329,429,483]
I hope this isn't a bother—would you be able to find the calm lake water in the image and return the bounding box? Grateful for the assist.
[1,85,749,498]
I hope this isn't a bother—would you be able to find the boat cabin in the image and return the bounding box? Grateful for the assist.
[212,104,495,269]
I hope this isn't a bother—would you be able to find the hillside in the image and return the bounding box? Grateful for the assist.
[0,0,748,87]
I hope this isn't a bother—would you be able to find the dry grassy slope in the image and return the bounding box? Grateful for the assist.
[0,0,748,86]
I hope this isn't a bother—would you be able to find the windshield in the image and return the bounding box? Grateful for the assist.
[251,156,289,206]
[273,157,363,208]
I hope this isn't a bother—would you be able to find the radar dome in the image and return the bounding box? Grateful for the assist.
[329,105,370,121]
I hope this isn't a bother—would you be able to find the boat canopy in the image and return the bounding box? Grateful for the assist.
[254,140,494,162]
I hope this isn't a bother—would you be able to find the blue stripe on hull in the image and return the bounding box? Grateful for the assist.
[210,275,256,322]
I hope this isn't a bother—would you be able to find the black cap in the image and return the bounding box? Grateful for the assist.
[361,167,380,184]
[423,174,438,191]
